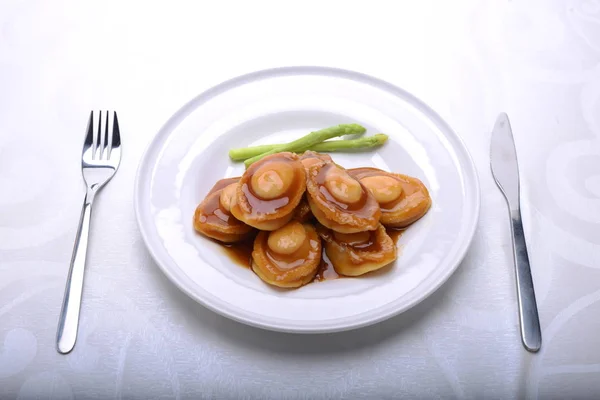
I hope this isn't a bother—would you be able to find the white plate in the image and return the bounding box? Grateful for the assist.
[134,67,480,333]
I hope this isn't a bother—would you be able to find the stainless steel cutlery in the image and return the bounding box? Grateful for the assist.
[56,111,122,354]
[490,112,541,353]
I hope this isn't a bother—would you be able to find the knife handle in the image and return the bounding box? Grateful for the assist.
[510,208,542,352]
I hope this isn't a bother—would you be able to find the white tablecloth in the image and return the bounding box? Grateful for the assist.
[1,1,599,398]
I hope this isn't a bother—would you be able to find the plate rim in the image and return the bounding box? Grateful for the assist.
[134,66,481,333]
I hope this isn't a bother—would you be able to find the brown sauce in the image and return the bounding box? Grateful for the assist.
[266,243,313,271]
[242,183,291,215]
[386,227,404,244]
[347,167,381,180]
[200,192,231,227]
[221,239,254,269]
[317,226,384,253]
[344,231,378,250]
[314,251,339,282]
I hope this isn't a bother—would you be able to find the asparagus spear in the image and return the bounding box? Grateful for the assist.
[229,134,388,161]
[229,144,277,161]
[241,124,366,167]
[309,133,388,152]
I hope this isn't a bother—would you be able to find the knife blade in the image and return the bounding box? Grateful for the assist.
[490,113,542,353]
[491,113,520,208]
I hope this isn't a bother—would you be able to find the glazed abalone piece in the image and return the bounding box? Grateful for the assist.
[230,152,307,231]
[348,167,431,228]
[306,162,380,233]
[193,178,255,243]
[317,223,397,276]
[299,150,333,171]
[252,221,322,288]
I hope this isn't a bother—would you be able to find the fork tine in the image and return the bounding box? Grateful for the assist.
[91,111,98,160]
[95,110,102,160]
[84,111,94,151]
[112,112,121,148]
[101,110,109,159]
[98,110,104,160]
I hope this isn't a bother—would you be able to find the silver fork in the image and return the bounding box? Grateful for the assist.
[56,111,122,354]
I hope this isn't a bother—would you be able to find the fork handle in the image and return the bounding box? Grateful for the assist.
[510,208,542,353]
[56,190,95,354]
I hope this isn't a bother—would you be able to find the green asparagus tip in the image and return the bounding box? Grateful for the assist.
[374,133,388,144]
[345,123,367,134]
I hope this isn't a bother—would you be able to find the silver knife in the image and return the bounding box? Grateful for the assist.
[490,113,542,353]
